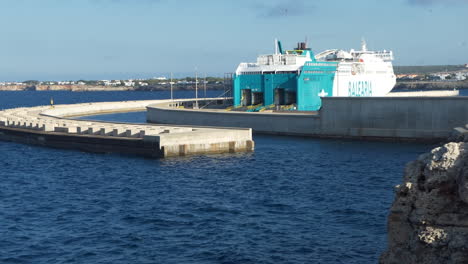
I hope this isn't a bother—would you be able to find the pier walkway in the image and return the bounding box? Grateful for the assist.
[0,99,254,158]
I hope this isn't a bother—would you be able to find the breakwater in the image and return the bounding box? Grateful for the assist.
[147,96,468,141]
[0,99,254,158]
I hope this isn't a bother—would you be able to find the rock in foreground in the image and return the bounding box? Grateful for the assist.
[381,142,468,264]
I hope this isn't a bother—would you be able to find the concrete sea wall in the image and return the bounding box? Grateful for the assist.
[320,97,468,140]
[147,97,468,141]
[148,107,321,135]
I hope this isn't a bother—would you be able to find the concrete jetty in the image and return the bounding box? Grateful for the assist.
[147,97,468,141]
[0,99,254,158]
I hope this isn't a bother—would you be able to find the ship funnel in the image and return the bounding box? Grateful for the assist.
[296,41,311,51]
[277,39,284,54]
[297,42,307,50]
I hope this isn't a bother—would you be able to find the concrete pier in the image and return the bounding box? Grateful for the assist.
[0,99,254,158]
[147,97,468,141]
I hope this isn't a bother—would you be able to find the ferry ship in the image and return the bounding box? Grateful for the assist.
[233,39,396,111]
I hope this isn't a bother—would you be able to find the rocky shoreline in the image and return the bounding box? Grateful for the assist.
[380,136,468,263]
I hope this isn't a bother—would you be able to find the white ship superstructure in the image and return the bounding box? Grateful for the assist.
[233,39,396,111]
[315,40,396,97]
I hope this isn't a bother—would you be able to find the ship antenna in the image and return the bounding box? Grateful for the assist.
[361,38,367,51]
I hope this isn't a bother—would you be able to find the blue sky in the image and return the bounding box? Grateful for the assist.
[0,0,467,81]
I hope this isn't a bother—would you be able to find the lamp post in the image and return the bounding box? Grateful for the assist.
[195,69,198,109]
[170,72,173,101]
[204,73,207,99]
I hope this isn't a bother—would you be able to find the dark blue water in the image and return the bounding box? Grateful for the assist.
[0,91,433,263]
[458,89,468,96]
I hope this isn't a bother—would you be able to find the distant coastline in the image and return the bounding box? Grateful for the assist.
[0,83,225,92]
[393,64,468,91]
[393,80,468,91]
[1,81,467,92]
[1,64,468,92]
[0,76,226,92]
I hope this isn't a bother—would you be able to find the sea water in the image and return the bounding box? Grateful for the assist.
[0,91,433,263]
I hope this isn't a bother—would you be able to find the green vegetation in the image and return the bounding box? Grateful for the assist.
[22,80,40,85]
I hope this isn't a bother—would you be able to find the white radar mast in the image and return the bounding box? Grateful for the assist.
[361,38,367,52]
[274,38,279,55]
